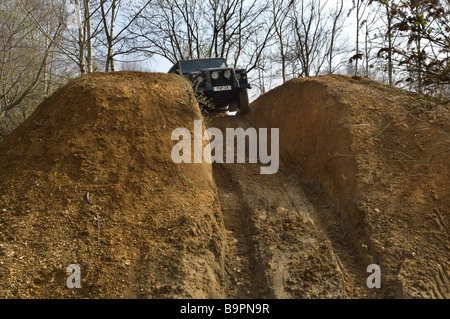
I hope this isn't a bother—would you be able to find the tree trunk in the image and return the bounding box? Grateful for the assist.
[85,0,93,73]
[365,21,369,77]
[101,0,116,72]
[44,20,50,95]
[272,0,287,83]
[329,0,343,74]
[75,0,86,75]
[387,5,393,86]
[355,0,360,77]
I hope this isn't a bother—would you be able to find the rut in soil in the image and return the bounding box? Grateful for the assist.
[213,163,270,298]
[209,114,382,298]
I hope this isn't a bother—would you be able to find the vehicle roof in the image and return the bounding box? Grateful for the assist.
[176,57,226,63]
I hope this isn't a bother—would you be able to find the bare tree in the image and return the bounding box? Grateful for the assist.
[371,0,401,86]
[133,0,273,71]
[100,0,152,72]
[100,0,116,71]
[348,0,369,77]
[326,0,346,74]
[271,0,294,83]
[1,0,64,116]
[291,0,329,77]
[17,0,97,75]
[362,4,380,78]
[74,0,88,74]
[84,0,94,73]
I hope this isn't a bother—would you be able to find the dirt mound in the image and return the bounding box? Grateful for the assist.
[0,72,228,298]
[1,72,448,299]
[250,75,450,298]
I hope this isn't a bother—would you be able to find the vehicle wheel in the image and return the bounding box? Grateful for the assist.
[237,89,250,114]
[213,105,229,113]
[229,102,239,112]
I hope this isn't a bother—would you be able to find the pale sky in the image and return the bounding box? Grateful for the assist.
[140,0,358,74]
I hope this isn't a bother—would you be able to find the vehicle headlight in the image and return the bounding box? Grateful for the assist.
[236,73,241,80]
[211,71,220,80]
[224,70,232,79]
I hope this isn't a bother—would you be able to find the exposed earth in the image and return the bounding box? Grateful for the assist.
[0,72,448,298]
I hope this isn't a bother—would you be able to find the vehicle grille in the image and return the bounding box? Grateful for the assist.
[211,70,234,87]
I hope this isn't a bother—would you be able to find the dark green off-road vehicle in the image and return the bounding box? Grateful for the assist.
[169,58,251,113]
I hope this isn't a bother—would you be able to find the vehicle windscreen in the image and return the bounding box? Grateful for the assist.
[179,59,227,74]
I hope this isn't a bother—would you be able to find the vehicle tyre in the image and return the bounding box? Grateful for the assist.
[229,102,239,112]
[213,105,229,113]
[238,89,250,114]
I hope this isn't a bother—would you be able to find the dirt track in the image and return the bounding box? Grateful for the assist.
[0,72,448,298]
[211,115,374,298]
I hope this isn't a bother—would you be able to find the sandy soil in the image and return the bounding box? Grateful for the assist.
[0,72,448,298]
[250,75,449,298]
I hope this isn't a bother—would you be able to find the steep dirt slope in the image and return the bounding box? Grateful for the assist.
[0,72,229,298]
[0,72,448,299]
[250,75,450,298]
[211,114,375,299]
